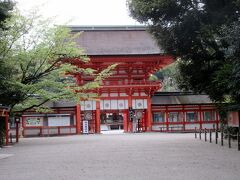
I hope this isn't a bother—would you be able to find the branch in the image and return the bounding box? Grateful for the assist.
[13,98,51,113]
[0,17,34,59]
[31,44,56,79]
[21,57,62,84]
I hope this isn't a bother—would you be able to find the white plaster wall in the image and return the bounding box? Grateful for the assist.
[24,129,40,136]
[152,125,167,131]
[110,93,118,97]
[202,123,215,129]
[185,124,200,129]
[80,100,96,110]
[132,99,147,109]
[60,127,76,134]
[100,99,128,110]
[43,128,58,135]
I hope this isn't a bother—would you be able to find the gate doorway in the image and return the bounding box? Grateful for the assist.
[100,111,125,132]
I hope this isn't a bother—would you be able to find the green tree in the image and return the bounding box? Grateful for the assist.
[220,21,240,104]
[149,62,179,92]
[0,0,14,28]
[0,0,14,99]
[0,10,116,113]
[0,0,14,146]
[158,62,179,92]
[128,0,240,104]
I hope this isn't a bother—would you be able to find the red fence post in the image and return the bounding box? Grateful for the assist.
[5,113,9,146]
[58,127,60,135]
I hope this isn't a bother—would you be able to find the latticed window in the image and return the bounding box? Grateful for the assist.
[186,112,198,122]
[203,111,215,121]
[153,112,165,123]
[168,112,184,122]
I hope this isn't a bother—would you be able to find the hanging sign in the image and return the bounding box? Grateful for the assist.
[83,120,89,134]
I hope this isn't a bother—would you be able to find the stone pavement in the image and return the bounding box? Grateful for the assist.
[0,133,240,180]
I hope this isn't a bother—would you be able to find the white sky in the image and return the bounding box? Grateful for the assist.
[16,0,141,25]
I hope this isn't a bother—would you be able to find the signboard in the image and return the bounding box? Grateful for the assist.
[25,117,43,127]
[48,117,70,127]
[83,120,89,134]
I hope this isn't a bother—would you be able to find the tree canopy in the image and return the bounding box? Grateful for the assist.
[128,0,240,104]
[0,0,14,28]
[0,10,115,113]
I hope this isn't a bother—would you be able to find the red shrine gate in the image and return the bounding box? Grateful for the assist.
[17,26,219,136]
[74,55,173,133]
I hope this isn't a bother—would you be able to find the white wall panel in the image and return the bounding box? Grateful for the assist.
[110,93,118,97]
[120,93,127,96]
[100,99,128,110]
[84,101,93,111]
[136,99,144,109]
[103,100,111,110]
[133,92,139,96]
[185,124,200,129]
[124,100,128,109]
[92,101,96,110]
[118,100,125,109]
[202,123,215,129]
[111,100,118,109]
[132,99,147,109]
[100,100,104,110]
[101,93,109,97]
[143,99,147,109]
[48,117,70,126]
[132,99,136,109]
[80,100,96,110]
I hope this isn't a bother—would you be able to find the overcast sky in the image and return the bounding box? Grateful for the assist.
[16,0,141,25]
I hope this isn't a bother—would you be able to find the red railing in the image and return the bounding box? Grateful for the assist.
[22,126,76,137]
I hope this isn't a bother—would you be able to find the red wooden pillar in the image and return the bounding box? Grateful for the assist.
[5,112,9,146]
[39,127,42,136]
[182,105,186,131]
[95,100,101,133]
[144,110,147,132]
[199,105,202,130]
[76,104,81,134]
[166,106,169,132]
[146,97,152,131]
[22,116,25,137]
[57,127,60,135]
[123,111,128,132]
[216,111,219,130]
[16,121,19,143]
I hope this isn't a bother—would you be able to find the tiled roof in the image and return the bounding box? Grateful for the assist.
[151,94,213,105]
[69,25,163,55]
[0,105,9,109]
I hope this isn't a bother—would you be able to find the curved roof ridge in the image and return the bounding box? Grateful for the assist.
[68,25,147,31]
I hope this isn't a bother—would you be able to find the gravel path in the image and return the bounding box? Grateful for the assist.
[0,133,240,180]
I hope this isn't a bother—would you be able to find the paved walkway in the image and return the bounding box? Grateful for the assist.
[0,133,240,180]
